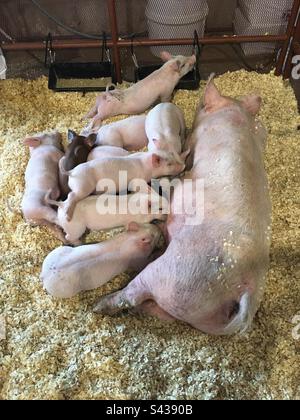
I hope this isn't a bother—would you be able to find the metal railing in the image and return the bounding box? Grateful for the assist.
[1,0,300,81]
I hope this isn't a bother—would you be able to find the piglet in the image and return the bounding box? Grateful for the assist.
[45,188,168,245]
[85,52,196,128]
[59,130,97,197]
[146,103,187,163]
[83,116,148,152]
[21,131,66,242]
[60,151,186,221]
[41,223,163,299]
[88,146,129,162]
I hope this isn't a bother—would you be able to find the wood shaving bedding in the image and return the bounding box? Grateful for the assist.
[0,71,299,400]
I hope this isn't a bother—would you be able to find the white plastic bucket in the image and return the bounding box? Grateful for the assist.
[238,0,293,25]
[146,0,209,57]
[234,8,289,56]
[0,48,7,80]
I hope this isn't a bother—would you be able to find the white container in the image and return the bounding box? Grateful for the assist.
[234,8,289,56]
[146,0,209,57]
[0,48,7,79]
[238,0,293,25]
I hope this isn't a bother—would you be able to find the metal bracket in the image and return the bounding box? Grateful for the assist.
[44,33,55,68]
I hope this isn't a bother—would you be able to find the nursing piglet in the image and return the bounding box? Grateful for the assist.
[88,146,129,162]
[21,131,66,242]
[83,116,148,151]
[60,152,186,220]
[94,78,272,336]
[41,223,162,299]
[146,103,187,163]
[85,52,196,128]
[46,189,168,244]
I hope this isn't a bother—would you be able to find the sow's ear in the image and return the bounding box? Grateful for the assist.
[240,95,262,116]
[160,51,173,62]
[204,75,232,113]
[204,75,222,112]
[23,137,41,148]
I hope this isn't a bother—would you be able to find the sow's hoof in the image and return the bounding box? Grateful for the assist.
[93,292,132,316]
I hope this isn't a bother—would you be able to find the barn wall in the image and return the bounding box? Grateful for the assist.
[0,0,237,42]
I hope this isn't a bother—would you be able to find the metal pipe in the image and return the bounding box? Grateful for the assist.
[107,0,122,83]
[117,35,288,47]
[275,0,300,76]
[1,34,288,51]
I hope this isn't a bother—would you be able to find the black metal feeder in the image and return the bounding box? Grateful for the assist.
[45,33,116,93]
[132,30,201,90]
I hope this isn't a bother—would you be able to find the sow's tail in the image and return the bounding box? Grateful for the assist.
[223,292,254,336]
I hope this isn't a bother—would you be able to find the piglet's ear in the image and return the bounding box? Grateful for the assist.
[240,95,262,116]
[170,60,181,73]
[127,222,140,232]
[84,133,97,148]
[68,130,77,143]
[23,137,41,148]
[151,154,162,168]
[189,55,197,65]
[160,51,173,62]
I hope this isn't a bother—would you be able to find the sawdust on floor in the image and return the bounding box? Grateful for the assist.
[0,71,299,400]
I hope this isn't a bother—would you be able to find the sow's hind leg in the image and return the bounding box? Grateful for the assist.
[93,255,172,318]
[93,274,152,315]
[134,300,176,322]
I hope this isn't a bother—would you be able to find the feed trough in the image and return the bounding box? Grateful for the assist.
[132,31,201,90]
[46,33,116,93]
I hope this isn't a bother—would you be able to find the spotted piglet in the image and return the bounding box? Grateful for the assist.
[59,130,97,197]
